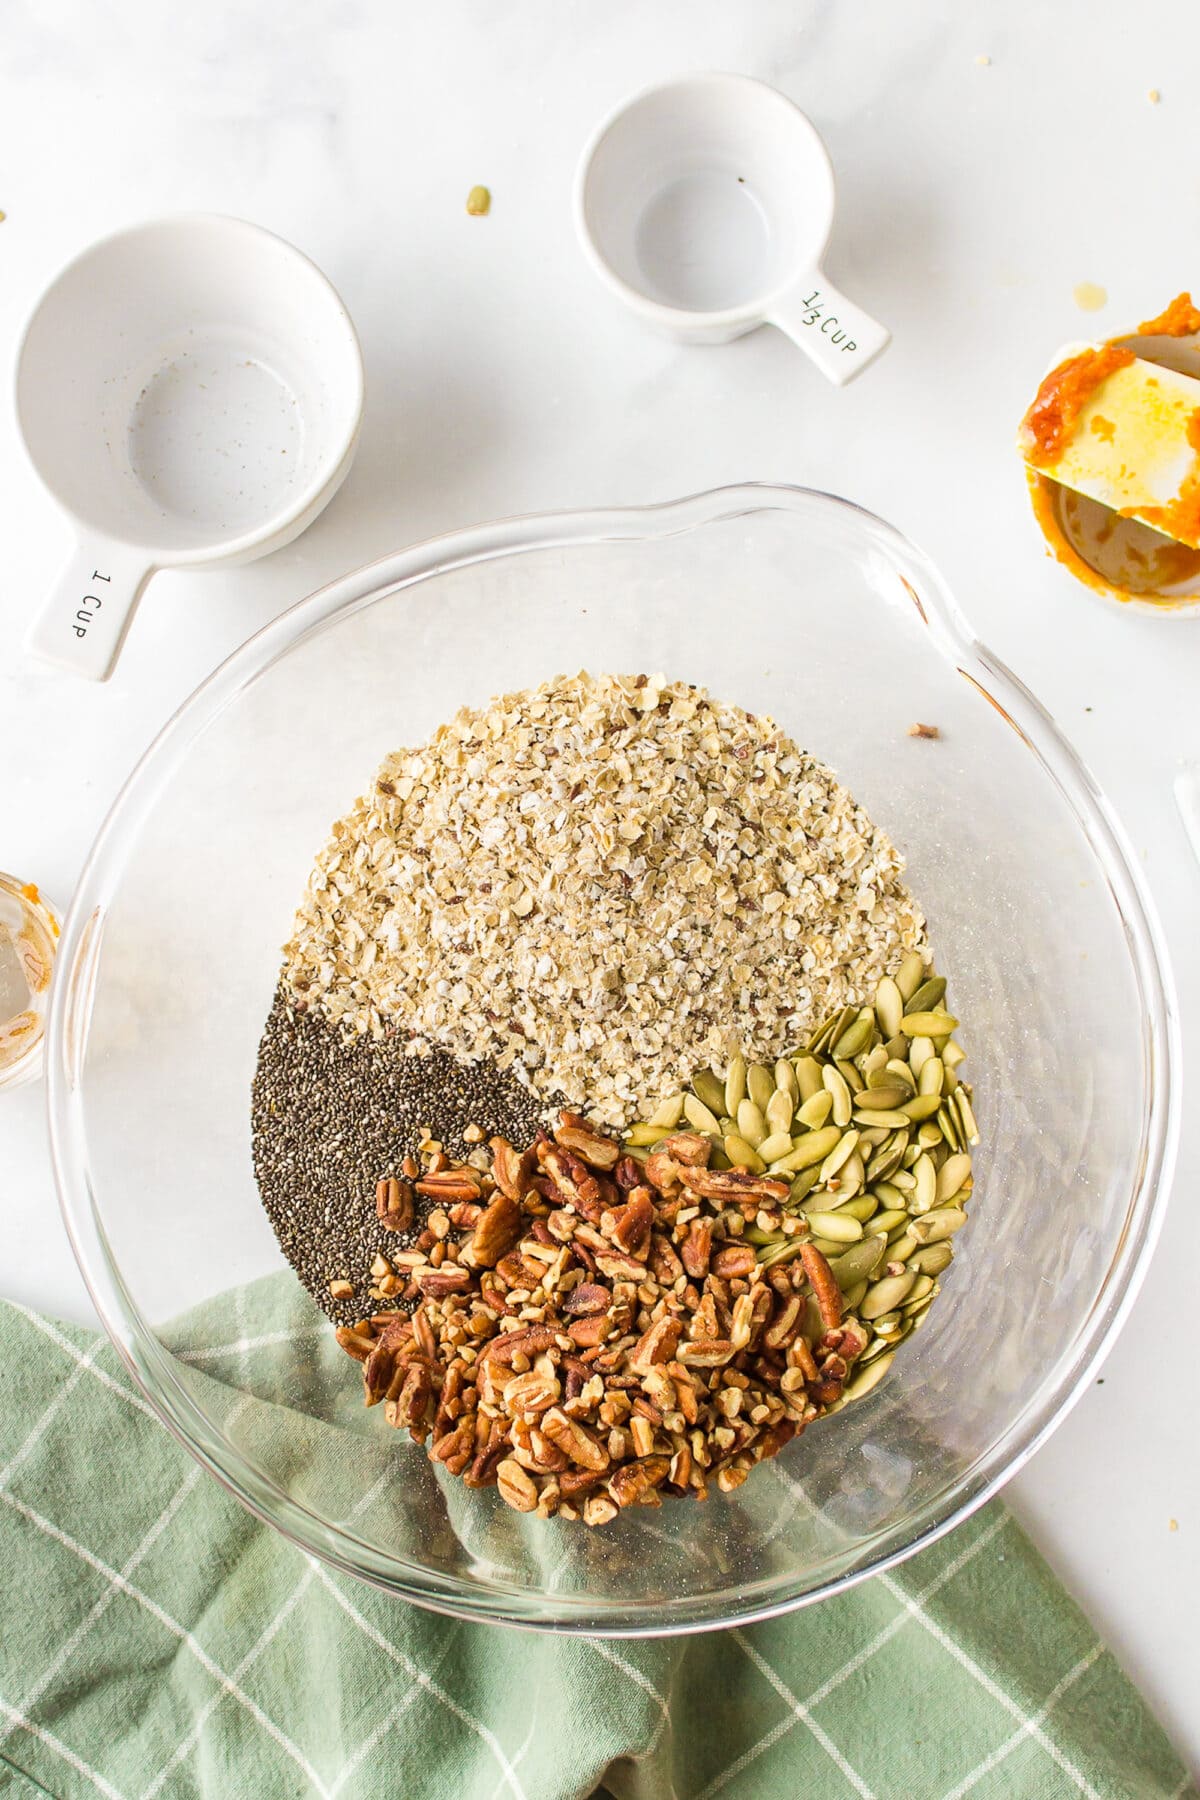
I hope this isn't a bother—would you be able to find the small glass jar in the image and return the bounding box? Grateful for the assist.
[0,871,60,1090]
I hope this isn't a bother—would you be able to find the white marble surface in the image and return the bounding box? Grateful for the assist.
[2,0,1198,1771]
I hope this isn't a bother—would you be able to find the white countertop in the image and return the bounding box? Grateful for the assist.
[2,0,1197,1772]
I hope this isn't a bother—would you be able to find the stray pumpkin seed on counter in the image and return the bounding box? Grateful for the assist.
[619,947,977,1397]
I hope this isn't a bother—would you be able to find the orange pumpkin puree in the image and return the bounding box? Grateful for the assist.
[1021,345,1134,465]
[1137,292,1200,337]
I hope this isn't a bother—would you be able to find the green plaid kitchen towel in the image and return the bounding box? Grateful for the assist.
[0,1281,1192,1800]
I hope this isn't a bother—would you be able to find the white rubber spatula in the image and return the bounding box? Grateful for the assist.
[1019,347,1200,548]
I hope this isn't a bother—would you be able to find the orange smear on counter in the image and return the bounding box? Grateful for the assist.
[1021,345,1134,465]
[1137,292,1200,337]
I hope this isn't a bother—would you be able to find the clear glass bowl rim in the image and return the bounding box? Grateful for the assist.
[46,483,1181,1635]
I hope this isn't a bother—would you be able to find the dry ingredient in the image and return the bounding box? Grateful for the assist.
[0,872,59,1090]
[251,988,547,1322]
[466,186,491,216]
[283,673,926,1128]
[336,950,976,1524]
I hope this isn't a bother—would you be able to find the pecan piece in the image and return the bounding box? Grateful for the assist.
[375,1176,414,1232]
[609,1455,672,1508]
[542,1147,602,1214]
[469,1190,524,1268]
[629,1315,682,1369]
[567,1313,612,1348]
[678,1339,736,1368]
[490,1137,537,1202]
[385,1364,433,1437]
[594,1249,646,1281]
[648,1234,684,1286]
[680,1168,791,1206]
[614,1156,645,1192]
[711,1243,756,1280]
[657,1132,712,1168]
[680,1218,713,1279]
[335,1325,377,1363]
[643,1150,685,1193]
[503,1370,561,1415]
[496,1458,539,1512]
[610,1187,654,1256]
[542,1408,609,1471]
[553,1111,621,1171]
[564,1282,609,1317]
[417,1266,472,1297]
[559,1467,605,1499]
[800,1243,843,1332]
[480,1325,558,1366]
[763,1294,802,1350]
[430,1418,475,1475]
[415,1170,483,1203]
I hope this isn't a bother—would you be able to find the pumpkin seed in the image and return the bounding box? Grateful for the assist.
[874,975,904,1039]
[648,1093,685,1129]
[907,975,947,1015]
[916,1123,943,1151]
[683,1092,722,1135]
[820,1128,859,1183]
[935,1153,972,1204]
[710,1146,732,1170]
[757,1237,808,1270]
[864,1044,889,1077]
[756,1129,795,1164]
[833,1011,875,1060]
[911,1153,937,1213]
[888,1229,921,1261]
[829,1233,888,1287]
[831,1192,878,1223]
[623,1143,648,1164]
[871,1207,910,1236]
[854,1107,912,1129]
[786,1168,819,1205]
[955,1089,980,1145]
[908,1242,953,1275]
[895,950,926,1002]
[724,1053,747,1117]
[889,1167,917,1192]
[909,1207,967,1243]
[844,1350,896,1398]
[774,1059,800,1103]
[724,1133,764,1173]
[937,1103,962,1151]
[918,1057,945,1098]
[901,1010,960,1036]
[797,1090,834,1130]
[765,1087,795,1135]
[794,1055,825,1102]
[866,1132,909,1183]
[736,1099,767,1147]
[861,1269,917,1318]
[842,1279,869,1311]
[836,1058,866,1094]
[856,1335,894,1366]
[903,1273,935,1306]
[907,1036,936,1076]
[691,1069,727,1115]
[823,1064,852,1127]
[770,1126,842,1172]
[943,1039,967,1070]
[808,1235,850,1259]
[747,1064,774,1112]
[903,1293,937,1326]
[872,1312,904,1339]
[885,1058,919,1091]
[626,1122,666,1147]
[834,1150,866,1202]
[803,1210,864,1244]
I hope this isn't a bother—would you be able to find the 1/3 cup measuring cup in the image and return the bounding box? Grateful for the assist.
[16,215,364,681]
[575,73,889,384]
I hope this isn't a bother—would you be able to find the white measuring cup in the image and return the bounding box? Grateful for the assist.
[575,73,889,384]
[17,215,364,681]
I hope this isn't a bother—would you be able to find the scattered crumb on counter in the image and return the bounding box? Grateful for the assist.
[1073,282,1107,313]
[466,185,491,216]
[1169,1518,1178,1531]
[975,54,991,67]
[908,722,941,740]
[1148,87,1161,104]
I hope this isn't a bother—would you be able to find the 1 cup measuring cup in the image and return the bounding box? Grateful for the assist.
[16,215,364,681]
[575,73,889,384]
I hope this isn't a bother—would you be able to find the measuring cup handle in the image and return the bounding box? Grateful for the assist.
[768,272,890,386]
[25,539,154,681]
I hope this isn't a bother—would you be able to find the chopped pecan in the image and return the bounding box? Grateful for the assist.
[415,1170,483,1203]
[503,1370,561,1414]
[763,1294,802,1350]
[553,1112,621,1171]
[469,1190,524,1268]
[800,1243,843,1332]
[644,1150,685,1192]
[790,1337,820,1383]
[657,1132,712,1168]
[385,1364,433,1437]
[610,1187,654,1255]
[448,1201,483,1229]
[564,1282,609,1317]
[594,1249,646,1281]
[680,1167,790,1204]
[567,1313,612,1348]
[648,1234,684,1286]
[711,1243,756,1280]
[496,1458,539,1511]
[335,1325,377,1363]
[559,1467,605,1499]
[680,1218,713,1279]
[480,1325,558,1366]
[417,1266,472,1297]
[430,1418,475,1475]
[543,1408,609,1471]
[490,1137,536,1202]
[614,1156,645,1191]
[542,1147,602,1215]
[375,1176,414,1232]
[609,1455,671,1508]
[678,1339,736,1368]
[629,1316,682,1369]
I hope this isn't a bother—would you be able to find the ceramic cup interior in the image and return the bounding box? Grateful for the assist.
[49,486,1177,1633]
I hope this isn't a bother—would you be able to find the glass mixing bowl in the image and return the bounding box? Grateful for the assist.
[48,484,1178,1633]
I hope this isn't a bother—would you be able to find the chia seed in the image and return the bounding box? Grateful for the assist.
[251,984,546,1323]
